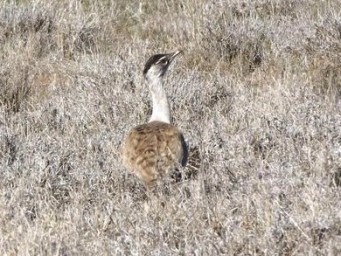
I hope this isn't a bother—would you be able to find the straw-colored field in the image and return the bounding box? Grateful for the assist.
[0,0,340,255]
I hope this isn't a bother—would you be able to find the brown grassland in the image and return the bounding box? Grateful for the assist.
[0,0,340,255]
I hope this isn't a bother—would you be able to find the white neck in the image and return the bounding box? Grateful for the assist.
[147,77,171,124]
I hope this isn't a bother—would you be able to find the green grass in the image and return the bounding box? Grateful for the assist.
[0,0,340,255]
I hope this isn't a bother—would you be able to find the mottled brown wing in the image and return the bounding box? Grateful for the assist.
[122,121,187,186]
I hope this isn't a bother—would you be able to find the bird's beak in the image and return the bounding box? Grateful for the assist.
[169,50,182,61]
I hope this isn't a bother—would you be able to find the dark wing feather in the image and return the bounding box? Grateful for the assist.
[180,133,188,167]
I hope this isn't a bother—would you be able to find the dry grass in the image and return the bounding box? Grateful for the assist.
[0,0,340,255]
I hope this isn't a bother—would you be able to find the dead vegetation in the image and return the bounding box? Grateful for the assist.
[0,0,340,255]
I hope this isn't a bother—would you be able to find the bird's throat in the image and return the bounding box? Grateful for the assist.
[148,79,171,124]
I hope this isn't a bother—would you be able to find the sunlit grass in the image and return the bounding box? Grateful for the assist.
[0,0,340,255]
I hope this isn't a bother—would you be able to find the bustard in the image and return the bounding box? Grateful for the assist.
[122,50,188,188]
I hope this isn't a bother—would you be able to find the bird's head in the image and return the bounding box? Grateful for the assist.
[143,50,182,82]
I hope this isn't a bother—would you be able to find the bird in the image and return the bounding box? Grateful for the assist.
[122,50,188,189]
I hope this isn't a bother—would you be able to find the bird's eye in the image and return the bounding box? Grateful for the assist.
[159,58,168,65]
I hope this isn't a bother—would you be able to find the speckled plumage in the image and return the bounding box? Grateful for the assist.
[122,121,187,188]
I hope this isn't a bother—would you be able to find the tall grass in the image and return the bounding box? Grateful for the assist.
[0,0,340,255]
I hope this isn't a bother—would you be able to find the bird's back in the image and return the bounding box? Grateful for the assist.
[122,121,188,187]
